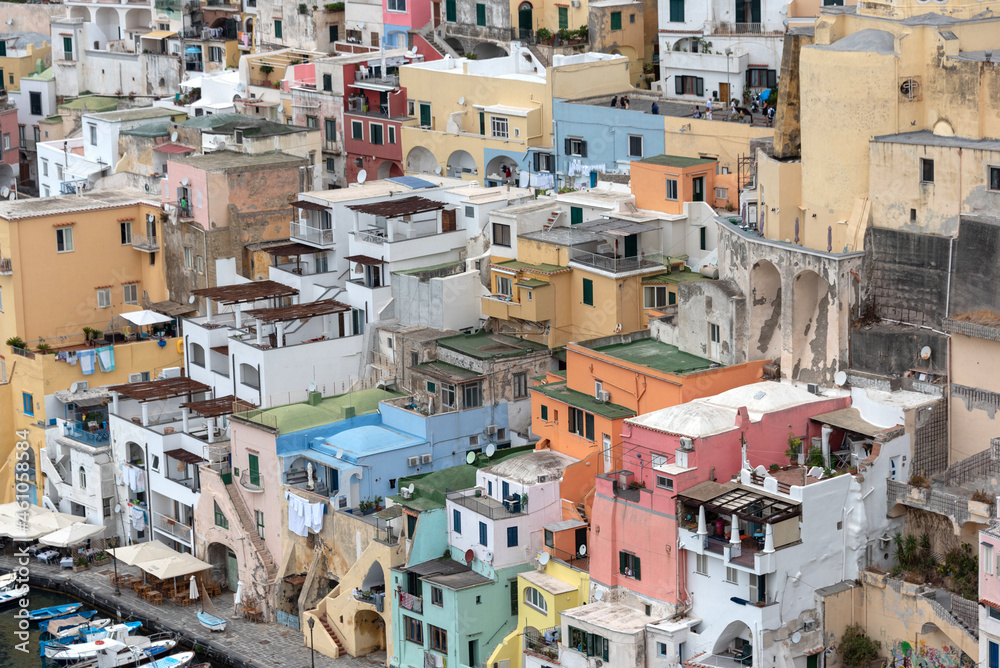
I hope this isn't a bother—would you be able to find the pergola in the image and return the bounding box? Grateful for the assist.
[243,299,352,348]
[107,377,212,428]
[190,280,299,328]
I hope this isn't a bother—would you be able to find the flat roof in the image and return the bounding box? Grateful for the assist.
[481,449,576,484]
[519,226,604,246]
[413,360,484,383]
[640,155,718,168]
[59,96,119,112]
[575,217,658,236]
[0,190,159,221]
[191,280,299,305]
[643,270,708,285]
[121,121,171,138]
[169,150,307,171]
[491,259,571,276]
[532,382,635,420]
[237,388,403,433]
[323,424,425,457]
[437,330,548,360]
[346,195,446,217]
[561,601,651,634]
[520,569,578,595]
[872,130,1000,152]
[244,298,351,323]
[593,338,717,375]
[108,377,211,403]
[85,107,178,122]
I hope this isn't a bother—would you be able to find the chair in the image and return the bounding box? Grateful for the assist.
[736,644,753,665]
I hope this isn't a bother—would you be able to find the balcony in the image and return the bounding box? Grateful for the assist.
[131,233,160,252]
[239,467,264,493]
[356,228,387,245]
[525,627,560,663]
[0,257,11,274]
[153,511,193,545]
[398,592,422,613]
[707,21,784,37]
[569,249,664,275]
[290,220,334,248]
[350,74,399,92]
[63,420,110,446]
[447,488,524,520]
[323,139,341,153]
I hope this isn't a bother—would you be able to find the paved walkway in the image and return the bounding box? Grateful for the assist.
[0,552,385,668]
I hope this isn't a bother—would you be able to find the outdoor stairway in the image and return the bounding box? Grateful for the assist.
[543,211,562,231]
[319,613,346,656]
[576,502,588,523]
[225,481,278,582]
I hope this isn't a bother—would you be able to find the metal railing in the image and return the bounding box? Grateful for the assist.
[524,627,560,661]
[446,488,525,520]
[154,511,193,544]
[0,257,11,274]
[354,73,399,88]
[708,21,783,36]
[355,228,387,245]
[64,420,110,445]
[290,221,334,246]
[10,346,35,359]
[398,593,422,612]
[131,233,160,252]
[240,467,264,493]
[569,249,663,274]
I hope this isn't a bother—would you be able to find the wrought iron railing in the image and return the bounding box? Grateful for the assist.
[569,249,663,274]
[355,228,387,245]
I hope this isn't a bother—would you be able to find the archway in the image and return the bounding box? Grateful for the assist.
[124,8,151,33]
[485,154,518,185]
[791,269,831,383]
[95,7,122,48]
[446,149,476,179]
[210,17,228,29]
[69,6,90,22]
[473,42,508,60]
[712,620,752,661]
[207,542,239,593]
[405,146,438,174]
[361,560,385,592]
[749,260,781,362]
[354,609,385,655]
[376,160,402,180]
[127,442,145,466]
[518,1,533,38]
[245,17,254,33]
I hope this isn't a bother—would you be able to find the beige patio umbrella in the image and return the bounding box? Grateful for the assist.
[139,553,212,598]
[106,539,178,566]
[39,522,106,548]
[0,505,82,540]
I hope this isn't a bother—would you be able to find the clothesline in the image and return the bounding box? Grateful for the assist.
[285,491,325,537]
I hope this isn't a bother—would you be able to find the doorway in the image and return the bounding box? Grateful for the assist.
[226,547,238,592]
[692,176,705,202]
[518,2,533,38]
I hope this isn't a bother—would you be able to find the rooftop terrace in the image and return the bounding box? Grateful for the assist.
[437,330,549,360]
[591,338,717,375]
[233,387,403,433]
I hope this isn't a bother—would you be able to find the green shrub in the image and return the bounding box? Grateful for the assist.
[839,625,880,667]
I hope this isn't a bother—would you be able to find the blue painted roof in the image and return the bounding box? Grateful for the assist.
[321,425,425,459]
[387,175,437,190]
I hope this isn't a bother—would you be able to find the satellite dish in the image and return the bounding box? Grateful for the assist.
[114,504,122,513]
[466,451,476,465]
[1,187,9,198]
[834,371,848,387]
[335,449,343,459]
[791,632,802,644]
[171,131,178,142]
[434,166,442,175]
[357,21,365,29]
[485,443,496,458]
[537,552,550,565]
[181,177,189,186]
[216,141,227,151]
[458,96,465,106]
[188,295,197,304]
[148,21,154,28]
[464,548,475,564]
[920,346,932,360]
[409,46,418,56]
[578,544,587,556]
[594,588,604,601]
[357,169,367,184]
[5,19,11,25]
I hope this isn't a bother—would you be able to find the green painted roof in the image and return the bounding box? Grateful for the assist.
[640,154,717,168]
[437,330,548,360]
[642,269,710,284]
[492,260,570,275]
[395,260,465,275]
[532,382,635,420]
[595,338,717,375]
[26,67,54,82]
[517,278,548,288]
[413,360,482,382]
[237,387,404,433]
[59,96,118,112]
[40,115,62,123]
[121,121,171,137]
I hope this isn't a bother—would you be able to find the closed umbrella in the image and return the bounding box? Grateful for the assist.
[232,580,243,616]
[39,522,105,548]
[190,575,199,600]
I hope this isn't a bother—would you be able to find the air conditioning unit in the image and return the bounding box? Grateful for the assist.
[407,456,420,467]
[571,0,580,6]
[160,367,182,379]
[420,454,432,464]
[128,373,144,383]
[807,383,820,395]
[485,425,497,435]
[597,390,611,403]
[401,488,413,499]
[537,474,550,483]
[70,381,88,393]
[678,436,694,452]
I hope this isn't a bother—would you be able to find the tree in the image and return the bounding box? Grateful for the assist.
[840,624,880,667]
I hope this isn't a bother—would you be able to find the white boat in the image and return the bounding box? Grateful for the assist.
[0,584,29,607]
[46,633,176,665]
[0,572,18,589]
[48,616,111,640]
[195,580,226,632]
[43,621,143,658]
[147,652,196,668]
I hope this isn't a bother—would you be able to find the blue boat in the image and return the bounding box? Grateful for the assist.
[40,610,97,633]
[196,611,227,632]
[27,602,84,622]
[0,584,29,607]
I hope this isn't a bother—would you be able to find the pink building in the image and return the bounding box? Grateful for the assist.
[382,0,433,49]
[0,105,20,186]
[981,525,1000,665]
[588,382,848,608]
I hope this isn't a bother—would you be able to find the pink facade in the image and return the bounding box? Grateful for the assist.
[163,161,211,227]
[0,106,19,167]
[382,0,433,33]
[230,420,284,566]
[982,531,1000,604]
[343,64,408,183]
[588,390,849,604]
[410,33,443,62]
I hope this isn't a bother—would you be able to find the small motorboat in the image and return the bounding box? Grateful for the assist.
[0,584,29,607]
[47,633,176,666]
[40,611,102,637]
[28,601,84,622]
[0,571,18,589]
[42,621,143,658]
[146,652,196,668]
[41,609,97,632]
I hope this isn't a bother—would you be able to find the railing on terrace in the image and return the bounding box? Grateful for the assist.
[64,420,110,446]
[524,627,560,661]
[131,233,160,252]
[707,21,784,36]
[749,472,792,493]
[239,467,264,492]
[0,257,11,274]
[398,592,422,613]
[446,488,525,520]
[354,73,399,88]
[290,220,333,246]
[10,346,35,359]
[569,249,663,274]
[705,534,757,567]
[153,511,193,544]
[375,526,399,545]
[355,228,387,245]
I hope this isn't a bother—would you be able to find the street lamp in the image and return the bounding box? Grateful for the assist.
[725,48,732,107]
[307,616,316,668]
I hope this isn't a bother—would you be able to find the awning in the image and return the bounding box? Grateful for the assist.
[121,309,173,326]
[266,242,319,256]
[291,199,328,211]
[344,254,386,266]
[185,46,202,54]
[575,217,658,236]
[53,387,111,407]
[164,448,207,465]
[810,407,886,438]
[149,299,198,317]
[65,162,105,179]
[142,30,177,40]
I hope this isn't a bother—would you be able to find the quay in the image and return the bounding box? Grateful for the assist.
[0,552,382,668]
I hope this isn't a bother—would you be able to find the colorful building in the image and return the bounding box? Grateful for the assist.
[0,32,51,93]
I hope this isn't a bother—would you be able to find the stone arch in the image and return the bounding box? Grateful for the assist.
[95,7,122,48]
[244,17,254,33]
[485,154,518,184]
[354,609,385,655]
[712,620,752,656]
[376,160,402,180]
[361,560,384,591]
[473,42,508,60]
[210,16,228,29]
[126,441,145,466]
[405,146,438,174]
[69,6,90,21]
[791,269,831,383]
[124,8,151,32]
[446,149,477,179]
[444,37,464,54]
[206,540,240,592]
[749,259,782,362]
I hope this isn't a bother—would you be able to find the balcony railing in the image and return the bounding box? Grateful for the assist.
[708,21,783,36]
[153,511,193,544]
[239,467,264,493]
[323,139,340,153]
[398,593,422,613]
[290,221,334,247]
[353,74,399,88]
[447,488,525,520]
[64,420,110,445]
[355,228,387,245]
[0,257,11,274]
[569,249,664,274]
[525,627,560,661]
[131,233,160,252]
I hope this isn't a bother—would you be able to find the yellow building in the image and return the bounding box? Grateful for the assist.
[0,32,51,91]
[401,47,629,185]
[487,559,590,668]
[0,190,179,506]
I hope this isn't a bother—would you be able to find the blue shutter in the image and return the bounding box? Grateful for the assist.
[990,641,999,668]
[479,521,488,546]
[507,526,518,547]
[453,509,462,534]
[502,481,510,499]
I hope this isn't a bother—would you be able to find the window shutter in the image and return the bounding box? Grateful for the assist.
[583,278,593,305]
[533,151,540,171]
[579,140,588,157]
[675,77,684,95]
[768,70,777,89]
[619,551,627,575]
[585,413,594,441]
[696,78,704,97]
[633,556,641,580]
[564,137,572,154]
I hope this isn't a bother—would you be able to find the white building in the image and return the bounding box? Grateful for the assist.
[446,449,574,571]
[9,66,57,188]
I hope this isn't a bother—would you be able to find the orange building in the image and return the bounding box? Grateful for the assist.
[631,154,738,212]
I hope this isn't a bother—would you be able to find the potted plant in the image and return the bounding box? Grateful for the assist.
[769,463,780,472]
[908,473,930,502]
[36,343,52,354]
[970,489,993,520]
[258,64,275,80]
[93,551,109,566]
[73,556,90,572]
[6,336,26,350]
[627,480,645,490]
[785,431,802,465]
[536,28,552,44]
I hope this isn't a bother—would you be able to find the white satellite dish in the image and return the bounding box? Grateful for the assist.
[920,345,932,360]
[188,295,196,304]
[148,21,154,28]
[357,169,367,184]
[1,187,9,198]
[834,370,847,387]
[114,504,122,513]
[594,588,604,601]
[578,544,587,556]
[335,449,343,459]
[791,632,802,644]
[537,552,550,565]
[171,131,178,142]
[5,19,12,25]
[357,21,365,29]
[485,443,496,458]
[434,166,442,175]
[458,96,465,105]
[181,177,189,186]
[409,46,419,56]
[466,451,476,465]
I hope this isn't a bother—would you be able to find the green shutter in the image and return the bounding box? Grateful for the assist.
[248,453,260,486]
[479,111,485,135]
[558,6,568,29]
[540,405,548,420]
[582,278,593,306]
[0,41,6,57]
[571,206,583,224]
[476,3,486,26]
[633,556,641,580]
[419,103,431,128]
[585,413,594,441]
[670,0,685,22]
[274,20,283,38]
[619,551,627,575]
[446,0,457,21]
[610,12,621,30]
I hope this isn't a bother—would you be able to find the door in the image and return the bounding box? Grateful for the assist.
[989,640,999,668]
[419,103,431,128]
[63,36,73,60]
[624,234,638,258]
[603,433,612,470]
[518,2,533,38]
[433,0,441,26]
[469,639,480,666]
[570,206,583,225]
[255,509,265,540]
[248,453,260,487]
[226,547,239,592]
[709,323,720,359]
[692,176,705,202]
[575,527,587,556]
[719,82,730,106]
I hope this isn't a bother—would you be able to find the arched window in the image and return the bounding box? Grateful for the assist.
[240,363,260,389]
[524,586,547,613]
[189,342,206,367]
[78,466,87,489]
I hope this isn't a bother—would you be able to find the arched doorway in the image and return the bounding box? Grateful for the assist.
[791,270,831,383]
[473,42,508,60]
[518,1,533,38]
[207,542,239,593]
[405,146,438,174]
[712,620,753,664]
[94,7,122,48]
[354,610,385,654]
[127,442,145,466]
[485,154,518,186]
[376,160,403,179]
[446,149,476,179]
[749,260,781,362]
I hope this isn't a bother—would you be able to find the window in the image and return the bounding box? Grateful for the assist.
[695,552,708,575]
[322,73,332,91]
[184,247,193,269]
[658,642,669,658]
[463,382,482,408]
[476,2,486,25]
[507,526,518,547]
[429,624,447,653]
[496,274,513,297]
[426,380,437,394]
[387,0,405,9]
[534,151,554,172]
[190,342,206,367]
[492,223,511,247]
[619,551,641,579]
[329,24,339,43]
[240,363,260,389]
[123,284,138,305]
[644,285,669,308]
[306,115,319,129]
[404,616,423,644]
[656,475,673,490]
[196,255,204,274]
[558,6,568,29]
[991,607,1000,622]
[120,221,132,244]
[0,41,5,57]
[569,627,609,661]
[513,372,528,399]
[388,126,396,144]
[22,392,33,416]
[669,0,685,21]
[715,186,728,201]
[540,405,548,421]
[43,186,49,197]
[41,158,48,176]
[274,19,283,39]
[151,454,160,472]
[431,586,443,607]
[209,46,223,62]
[214,500,228,528]
[610,11,622,29]
[479,521,488,546]
[324,119,338,142]
[628,134,643,158]
[582,278,594,306]
[78,466,87,489]
[749,573,766,603]
[700,226,708,251]
[89,123,97,145]
[452,508,462,534]
[675,76,705,96]
[370,123,384,145]
[921,158,934,183]
[326,157,336,172]
[491,116,509,139]
[746,68,777,89]
[544,529,554,547]
[56,227,74,252]
[2,133,8,151]
[255,509,265,540]
[524,586,547,613]
[510,579,519,615]
[103,497,113,518]
[471,434,480,447]
[96,288,111,309]
[351,120,363,140]
[726,566,739,584]
[566,137,587,157]
[568,407,595,441]
[990,166,1000,192]
[442,383,456,409]
[986,543,996,575]
[445,0,456,21]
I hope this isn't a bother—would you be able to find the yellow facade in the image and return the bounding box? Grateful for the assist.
[487,560,590,668]
[0,41,51,90]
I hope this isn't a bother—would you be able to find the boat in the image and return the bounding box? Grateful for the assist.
[50,617,110,641]
[0,571,18,589]
[195,579,226,632]
[146,652,196,668]
[46,633,177,666]
[40,612,103,638]
[41,610,98,632]
[0,584,29,607]
[28,601,84,621]
[42,621,143,658]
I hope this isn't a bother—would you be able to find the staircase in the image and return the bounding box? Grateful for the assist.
[418,20,461,59]
[543,210,563,231]
[224,481,278,582]
[575,502,588,523]
[319,613,346,656]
